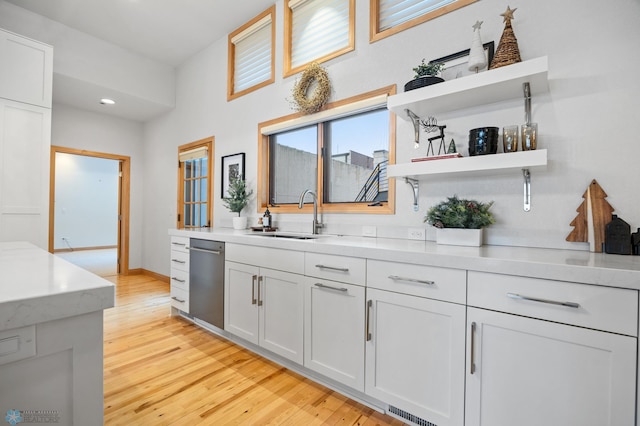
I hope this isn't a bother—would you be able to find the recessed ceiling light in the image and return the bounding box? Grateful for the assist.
[100,98,115,105]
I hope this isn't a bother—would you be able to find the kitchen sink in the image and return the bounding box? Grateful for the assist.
[248,233,318,240]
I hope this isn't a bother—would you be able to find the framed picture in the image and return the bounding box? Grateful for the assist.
[431,41,495,81]
[221,153,245,198]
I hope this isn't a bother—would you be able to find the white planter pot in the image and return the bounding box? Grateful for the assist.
[232,216,247,230]
[436,228,483,246]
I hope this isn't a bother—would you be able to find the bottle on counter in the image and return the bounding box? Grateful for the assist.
[262,208,271,229]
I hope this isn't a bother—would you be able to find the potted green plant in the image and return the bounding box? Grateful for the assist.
[424,195,495,246]
[404,59,445,92]
[222,178,253,230]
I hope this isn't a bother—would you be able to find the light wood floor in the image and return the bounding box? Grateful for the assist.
[103,274,406,425]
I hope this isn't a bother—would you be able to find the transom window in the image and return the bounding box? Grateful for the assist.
[370,0,477,42]
[258,86,396,215]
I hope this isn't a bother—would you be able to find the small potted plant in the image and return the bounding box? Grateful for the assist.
[222,178,253,230]
[404,59,445,92]
[424,195,495,246]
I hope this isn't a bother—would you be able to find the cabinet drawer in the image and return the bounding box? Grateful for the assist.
[170,250,189,272]
[305,253,365,286]
[226,243,304,274]
[170,286,189,312]
[367,260,466,304]
[170,268,188,291]
[468,271,638,336]
[170,236,189,253]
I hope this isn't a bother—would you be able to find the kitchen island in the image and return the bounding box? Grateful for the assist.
[0,242,115,426]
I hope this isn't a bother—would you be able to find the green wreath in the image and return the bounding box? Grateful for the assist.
[292,62,331,114]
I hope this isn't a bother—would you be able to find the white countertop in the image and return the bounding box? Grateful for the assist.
[170,228,640,290]
[0,242,115,331]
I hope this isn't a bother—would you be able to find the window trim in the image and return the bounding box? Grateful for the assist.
[227,6,276,101]
[370,0,478,43]
[177,137,214,229]
[284,0,356,78]
[257,85,396,215]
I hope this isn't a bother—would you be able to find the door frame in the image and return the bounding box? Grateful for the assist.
[48,146,131,275]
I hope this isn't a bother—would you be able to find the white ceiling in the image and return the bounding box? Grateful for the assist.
[6,0,276,66]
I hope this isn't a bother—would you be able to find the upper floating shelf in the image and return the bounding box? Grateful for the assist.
[387,56,549,120]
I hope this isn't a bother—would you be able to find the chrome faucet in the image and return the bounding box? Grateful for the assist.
[298,189,323,234]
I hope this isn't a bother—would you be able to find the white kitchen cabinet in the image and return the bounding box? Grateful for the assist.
[466,271,638,426]
[169,236,189,313]
[465,307,637,426]
[365,288,466,426]
[304,277,365,391]
[0,28,53,108]
[225,260,304,364]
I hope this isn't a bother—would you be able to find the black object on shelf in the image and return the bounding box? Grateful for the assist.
[468,127,499,156]
[604,215,632,255]
[632,228,640,255]
[404,76,444,92]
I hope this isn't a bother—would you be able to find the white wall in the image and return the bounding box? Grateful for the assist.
[54,153,119,250]
[51,104,144,268]
[142,0,640,276]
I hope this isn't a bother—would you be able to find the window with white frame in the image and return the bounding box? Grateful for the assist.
[228,7,275,100]
[370,0,477,42]
[284,0,354,77]
[258,86,396,215]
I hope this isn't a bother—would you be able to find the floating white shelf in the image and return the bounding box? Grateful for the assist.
[388,149,547,179]
[388,56,549,120]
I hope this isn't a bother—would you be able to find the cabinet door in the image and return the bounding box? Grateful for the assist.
[465,307,637,426]
[0,29,53,107]
[224,261,260,345]
[0,99,51,248]
[259,268,304,364]
[304,278,365,391]
[365,288,465,426]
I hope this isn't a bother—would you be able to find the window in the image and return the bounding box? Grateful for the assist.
[177,137,213,229]
[284,0,355,77]
[228,7,275,100]
[370,0,477,43]
[258,86,396,215]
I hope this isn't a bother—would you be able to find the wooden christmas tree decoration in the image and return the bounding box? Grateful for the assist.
[566,179,615,253]
[489,6,522,70]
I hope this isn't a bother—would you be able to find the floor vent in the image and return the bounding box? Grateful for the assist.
[388,405,437,426]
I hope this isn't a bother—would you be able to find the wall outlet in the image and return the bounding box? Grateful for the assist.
[408,228,426,240]
[362,225,377,237]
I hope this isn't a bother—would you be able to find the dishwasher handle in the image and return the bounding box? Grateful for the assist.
[189,246,222,255]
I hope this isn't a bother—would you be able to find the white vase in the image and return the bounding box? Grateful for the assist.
[436,228,483,246]
[232,216,247,230]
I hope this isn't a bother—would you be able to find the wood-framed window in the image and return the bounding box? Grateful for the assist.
[177,137,214,229]
[228,6,275,101]
[257,85,396,215]
[370,0,477,43]
[284,0,355,77]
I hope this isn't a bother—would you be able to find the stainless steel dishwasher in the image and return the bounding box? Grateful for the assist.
[189,239,225,328]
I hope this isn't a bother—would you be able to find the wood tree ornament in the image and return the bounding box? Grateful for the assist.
[566,179,615,253]
[489,6,522,70]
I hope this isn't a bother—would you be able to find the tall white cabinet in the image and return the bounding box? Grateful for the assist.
[0,28,53,249]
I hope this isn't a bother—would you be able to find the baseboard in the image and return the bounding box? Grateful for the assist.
[54,245,117,253]
[130,268,169,283]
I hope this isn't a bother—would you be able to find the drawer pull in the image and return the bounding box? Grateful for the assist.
[388,275,434,286]
[314,283,348,292]
[171,242,185,246]
[315,264,349,272]
[171,296,186,303]
[365,300,373,341]
[507,293,580,309]
[171,259,186,264]
[251,275,257,305]
[171,277,186,283]
[257,276,264,306]
[470,322,477,374]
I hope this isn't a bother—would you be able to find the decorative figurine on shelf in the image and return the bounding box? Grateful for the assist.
[566,179,615,253]
[632,229,640,255]
[604,215,632,255]
[426,125,447,156]
[404,60,445,92]
[468,21,488,73]
[447,139,457,154]
[489,6,522,69]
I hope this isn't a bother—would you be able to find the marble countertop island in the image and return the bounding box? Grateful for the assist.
[0,241,115,332]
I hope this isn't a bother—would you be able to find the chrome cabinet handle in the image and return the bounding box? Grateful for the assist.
[171,296,186,303]
[470,322,477,375]
[171,242,185,246]
[315,264,349,272]
[189,247,221,255]
[171,259,186,264]
[257,276,264,306]
[365,300,373,341]
[171,277,186,283]
[314,283,348,292]
[507,293,580,309]
[388,275,434,286]
[251,275,257,305]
